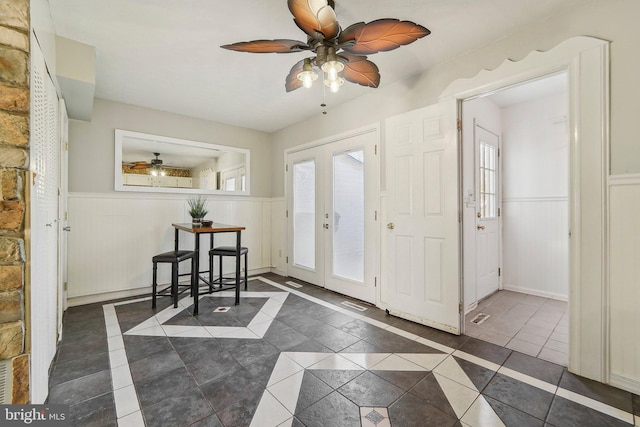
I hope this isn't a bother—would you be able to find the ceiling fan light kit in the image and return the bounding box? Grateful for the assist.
[221,0,430,94]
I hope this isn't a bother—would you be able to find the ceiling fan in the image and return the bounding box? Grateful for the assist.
[129,152,163,170]
[221,0,430,93]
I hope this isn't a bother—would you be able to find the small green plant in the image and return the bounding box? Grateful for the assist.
[187,196,208,219]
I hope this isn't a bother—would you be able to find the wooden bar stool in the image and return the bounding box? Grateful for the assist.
[152,250,196,309]
[208,246,249,292]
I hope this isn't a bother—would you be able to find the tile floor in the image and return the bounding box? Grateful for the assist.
[464,291,569,366]
[47,273,639,426]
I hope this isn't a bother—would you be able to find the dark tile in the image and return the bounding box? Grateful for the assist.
[319,312,357,328]
[408,373,457,419]
[459,337,512,365]
[633,393,640,416]
[242,352,280,386]
[69,392,116,427]
[313,327,361,352]
[200,369,265,413]
[372,370,429,391]
[136,366,200,409]
[50,351,110,386]
[341,339,386,353]
[129,349,183,383]
[297,391,361,427]
[123,335,173,363]
[48,370,112,406]
[286,339,334,353]
[453,355,497,392]
[291,417,305,427]
[262,320,311,351]
[309,369,363,390]
[161,310,201,326]
[215,397,261,427]
[388,392,458,427]
[183,348,245,386]
[503,351,564,386]
[339,319,383,339]
[56,333,107,363]
[188,414,223,427]
[485,396,545,427]
[142,390,215,427]
[362,328,431,353]
[546,395,632,427]
[295,371,334,414]
[224,338,279,367]
[483,373,554,420]
[558,370,634,413]
[420,327,470,349]
[388,317,433,336]
[338,371,404,407]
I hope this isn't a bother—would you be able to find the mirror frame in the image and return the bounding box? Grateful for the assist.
[114,129,251,195]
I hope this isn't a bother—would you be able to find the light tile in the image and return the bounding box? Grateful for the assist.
[556,388,635,424]
[385,326,419,340]
[107,335,125,351]
[369,354,424,371]
[216,327,260,339]
[154,306,184,324]
[109,348,129,370]
[497,366,557,394]
[519,324,553,339]
[477,331,511,347]
[117,410,144,427]
[249,311,275,326]
[525,317,558,331]
[434,373,479,418]
[513,330,549,346]
[452,350,500,373]
[171,327,213,338]
[267,354,305,387]
[505,338,542,357]
[124,316,161,334]
[267,370,304,413]
[415,337,455,354]
[308,354,364,371]
[124,324,166,337]
[360,407,390,427]
[359,317,390,330]
[461,396,505,427]
[433,356,477,391]
[544,338,568,353]
[113,384,139,418]
[111,364,133,391]
[276,418,293,427]
[284,351,333,369]
[537,347,568,366]
[249,390,292,427]
[247,320,272,337]
[341,353,391,369]
[106,323,123,338]
[397,353,448,371]
[162,324,201,337]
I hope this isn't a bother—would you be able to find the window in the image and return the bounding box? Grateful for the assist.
[479,141,497,218]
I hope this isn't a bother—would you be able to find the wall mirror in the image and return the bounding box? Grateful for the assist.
[114,129,250,195]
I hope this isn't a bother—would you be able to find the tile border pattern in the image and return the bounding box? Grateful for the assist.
[102,276,636,426]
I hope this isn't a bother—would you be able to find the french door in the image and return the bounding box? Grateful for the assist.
[286,130,378,303]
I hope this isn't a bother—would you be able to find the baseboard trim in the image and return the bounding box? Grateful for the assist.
[609,373,640,395]
[501,284,568,302]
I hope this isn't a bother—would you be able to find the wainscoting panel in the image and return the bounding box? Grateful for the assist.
[67,193,272,303]
[270,198,286,276]
[502,197,569,299]
[608,175,640,394]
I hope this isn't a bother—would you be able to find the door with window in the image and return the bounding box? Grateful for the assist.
[475,125,501,300]
[286,130,378,303]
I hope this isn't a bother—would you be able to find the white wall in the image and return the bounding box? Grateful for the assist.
[68,98,273,197]
[501,92,569,299]
[461,97,502,310]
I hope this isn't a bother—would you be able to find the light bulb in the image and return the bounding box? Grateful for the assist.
[327,66,338,81]
[302,73,314,88]
[297,58,318,89]
[151,169,158,177]
[324,77,344,93]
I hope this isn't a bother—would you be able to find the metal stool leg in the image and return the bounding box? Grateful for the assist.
[152,261,158,308]
[171,261,179,308]
[244,252,248,290]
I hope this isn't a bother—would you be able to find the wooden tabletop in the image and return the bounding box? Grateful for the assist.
[172,222,245,233]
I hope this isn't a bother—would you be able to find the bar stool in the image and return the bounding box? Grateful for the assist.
[152,250,196,309]
[208,246,249,292]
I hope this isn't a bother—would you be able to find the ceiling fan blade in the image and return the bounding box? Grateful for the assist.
[130,163,150,170]
[288,0,339,40]
[221,39,307,53]
[339,19,430,55]
[285,59,306,92]
[341,54,380,88]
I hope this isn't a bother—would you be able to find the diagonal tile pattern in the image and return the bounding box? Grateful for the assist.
[48,273,639,427]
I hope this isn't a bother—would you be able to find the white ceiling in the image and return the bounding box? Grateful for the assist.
[48,0,580,133]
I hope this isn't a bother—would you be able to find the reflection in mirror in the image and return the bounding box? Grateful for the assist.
[114,129,250,195]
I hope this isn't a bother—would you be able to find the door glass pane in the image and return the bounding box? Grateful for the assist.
[332,150,364,282]
[479,141,497,219]
[293,160,315,269]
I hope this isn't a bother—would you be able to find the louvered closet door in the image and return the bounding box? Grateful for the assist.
[30,35,61,404]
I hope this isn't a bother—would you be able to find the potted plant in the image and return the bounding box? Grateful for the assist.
[187,196,208,224]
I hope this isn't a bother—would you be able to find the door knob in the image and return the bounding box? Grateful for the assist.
[387,223,395,230]
[477,224,485,230]
[63,226,71,232]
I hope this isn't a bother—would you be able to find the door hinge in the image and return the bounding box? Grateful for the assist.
[498,267,501,277]
[498,207,501,217]
[374,210,378,221]
[286,256,289,264]
[63,281,68,291]
[459,302,463,313]
[497,148,501,157]
[374,277,377,287]
[458,211,462,223]
[457,119,462,131]
[285,164,288,172]
[374,144,377,155]
[286,210,288,218]
[64,141,69,151]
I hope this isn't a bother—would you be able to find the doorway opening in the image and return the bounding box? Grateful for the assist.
[461,72,570,366]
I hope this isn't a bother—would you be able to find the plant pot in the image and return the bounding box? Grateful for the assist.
[191,217,203,225]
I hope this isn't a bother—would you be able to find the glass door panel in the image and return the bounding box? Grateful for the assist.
[332,150,364,282]
[293,160,316,269]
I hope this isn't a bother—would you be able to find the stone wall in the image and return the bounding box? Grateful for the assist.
[0,0,30,404]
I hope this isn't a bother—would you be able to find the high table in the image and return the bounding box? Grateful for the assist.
[172,222,245,315]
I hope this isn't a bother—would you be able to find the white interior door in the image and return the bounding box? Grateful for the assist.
[385,99,461,334]
[30,34,61,403]
[475,125,501,300]
[287,130,378,304]
[58,99,69,326]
